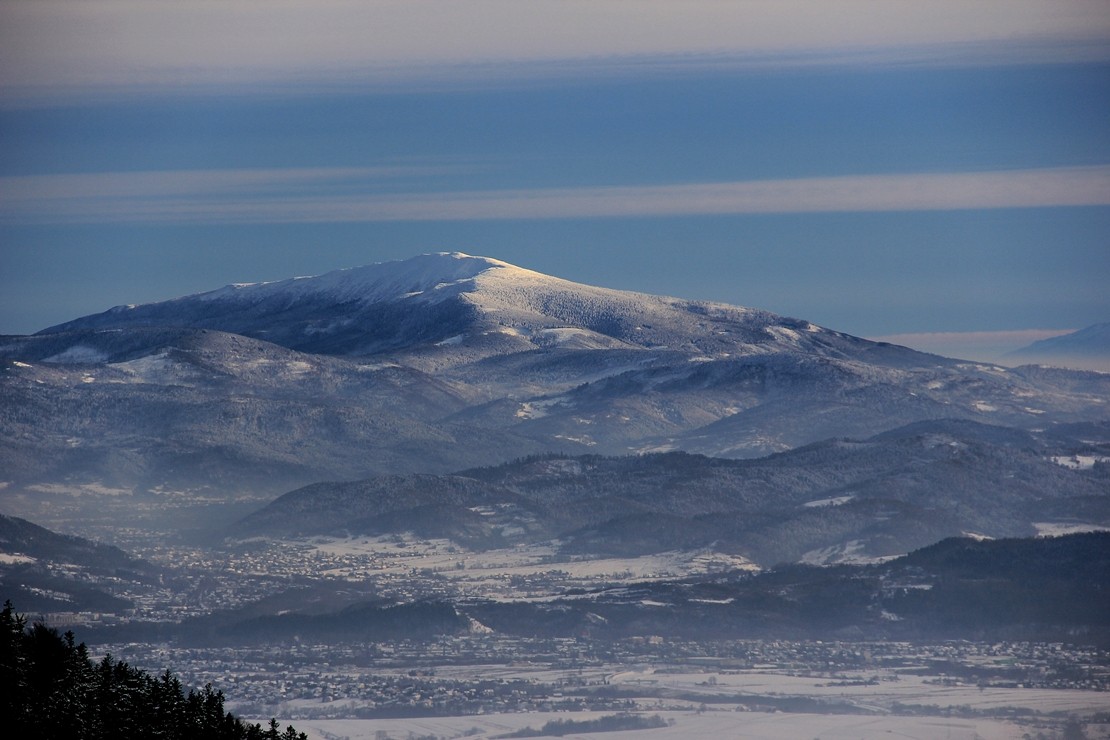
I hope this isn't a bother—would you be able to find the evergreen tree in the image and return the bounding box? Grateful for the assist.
[0,601,306,740]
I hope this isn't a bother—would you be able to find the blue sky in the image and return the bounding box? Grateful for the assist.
[1,1,1109,360]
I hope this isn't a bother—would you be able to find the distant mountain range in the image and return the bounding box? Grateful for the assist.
[1,253,1107,542]
[236,419,1110,565]
[1008,322,1110,372]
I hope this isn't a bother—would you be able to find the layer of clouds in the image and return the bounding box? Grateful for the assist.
[3,166,1108,225]
[868,329,1077,364]
[0,167,451,201]
[2,1,1108,97]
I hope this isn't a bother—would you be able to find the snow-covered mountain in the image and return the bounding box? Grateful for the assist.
[3,253,1109,530]
[39,252,922,371]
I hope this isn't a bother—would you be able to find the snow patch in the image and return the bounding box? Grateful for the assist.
[436,334,465,346]
[1051,455,1109,470]
[536,327,584,342]
[799,539,895,566]
[972,401,997,412]
[11,361,32,368]
[515,398,561,420]
[803,494,855,508]
[467,616,494,634]
[0,553,36,565]
[768,326,802,342]
[554,434,596,446]
[44,345,109,364]
[108,352,204,385]
[1034,522,1110,536]
[286,360,313,375]
[26,482,132,497]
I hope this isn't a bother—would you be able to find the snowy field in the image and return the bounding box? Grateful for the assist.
[305,534,756,599]
[288,710,1047,740]
[605,667,1109,715]
[256,660,1110,740]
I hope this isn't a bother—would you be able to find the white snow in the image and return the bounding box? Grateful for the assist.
[297,535,756,599]
[515,398,562,420]
[1034,522,1110,536]
[1051,455,1109,470]
[289,681,1103,740]
[0,553,36,565]
[435,333,465,346]
[536,327,585,342]
[554,433,596,446]
[194,252,515,308]
[799,539,895,566]
[44,345,109,364]
[11,361,32,368]
[768,326,802,342]
[26,482,132,497]
[803,494,855,508]
[106,352,205,385]
[972,400,997,412]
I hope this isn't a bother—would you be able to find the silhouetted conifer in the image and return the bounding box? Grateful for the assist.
[0,601,306,739]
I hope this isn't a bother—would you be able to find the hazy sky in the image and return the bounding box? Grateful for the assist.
[2,0,1108,359]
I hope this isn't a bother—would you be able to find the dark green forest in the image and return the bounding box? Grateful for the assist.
[0,601,305,740]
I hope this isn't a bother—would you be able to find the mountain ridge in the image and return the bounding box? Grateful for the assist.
[234,419,1110,565]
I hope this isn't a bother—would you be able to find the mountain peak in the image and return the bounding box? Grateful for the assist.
[34,251,898,369]
[38,252,552,355]
[1007,322,1110,372]
[192,251,520,307]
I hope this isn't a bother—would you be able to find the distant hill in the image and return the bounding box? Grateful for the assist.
[463,532,1110,644]
[1008,322,1110,372]
[0,513,145,570]
[0,514,155,613]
